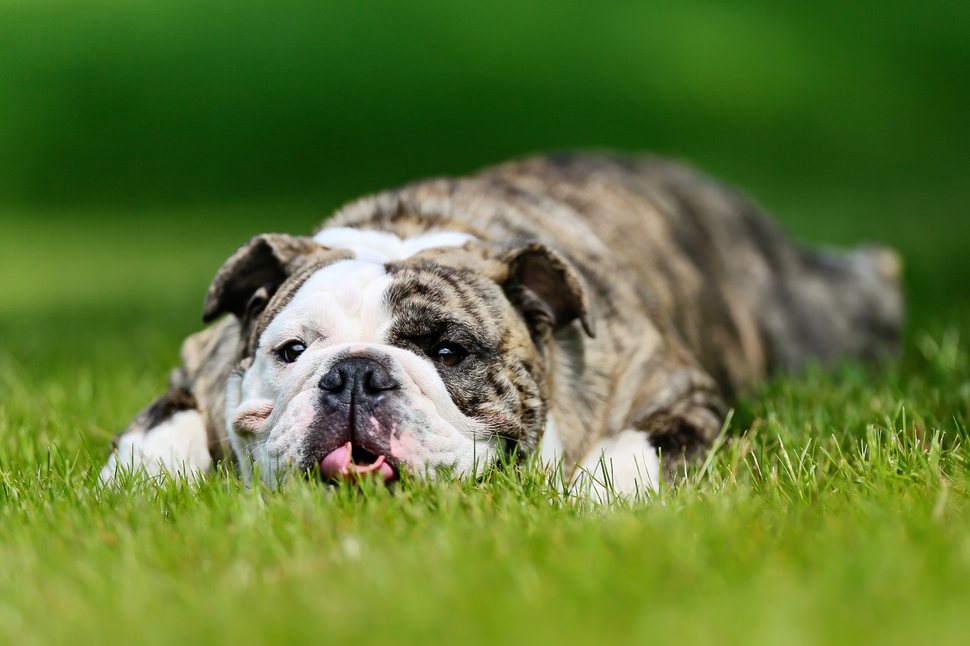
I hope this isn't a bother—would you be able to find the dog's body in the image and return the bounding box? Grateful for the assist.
[102,154,903,497]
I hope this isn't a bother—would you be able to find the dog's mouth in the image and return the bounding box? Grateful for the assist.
[320,442,397,483]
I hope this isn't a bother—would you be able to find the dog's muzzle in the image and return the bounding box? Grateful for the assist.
[315,357,400,482]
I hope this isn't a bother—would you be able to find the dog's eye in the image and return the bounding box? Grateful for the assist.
[278,341,306,363]
[432,342,467,367]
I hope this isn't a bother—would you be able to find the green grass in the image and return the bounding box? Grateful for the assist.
[1,186,969,645]
[2,0,968,641]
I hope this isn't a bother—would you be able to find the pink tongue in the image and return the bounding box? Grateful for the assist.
[320,442,395,481]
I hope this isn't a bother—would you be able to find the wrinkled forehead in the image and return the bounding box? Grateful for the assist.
[258,228,505,347]
[261,260,393,345]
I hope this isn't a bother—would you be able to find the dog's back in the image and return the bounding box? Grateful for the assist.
[332,153,904,398]
[482,154,904,393]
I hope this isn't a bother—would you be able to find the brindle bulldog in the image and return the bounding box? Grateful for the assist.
[101,154,903,498]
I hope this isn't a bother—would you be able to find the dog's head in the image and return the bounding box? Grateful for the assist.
[205,228,593,486]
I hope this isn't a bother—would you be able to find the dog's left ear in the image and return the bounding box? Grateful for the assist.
[501,243,595,338]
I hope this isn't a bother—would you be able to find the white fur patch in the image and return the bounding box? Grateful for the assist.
[260,260,393,354]
[314,227,476,263]
[100,409,211,484]
[538,414,564,467]
[573,430,660,503]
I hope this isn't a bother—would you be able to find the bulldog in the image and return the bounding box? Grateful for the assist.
[101,154,904,498]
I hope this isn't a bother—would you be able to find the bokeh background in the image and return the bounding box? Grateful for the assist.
[0,0,967,383]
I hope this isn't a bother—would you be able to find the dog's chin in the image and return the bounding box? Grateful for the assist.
[318,441,398,483]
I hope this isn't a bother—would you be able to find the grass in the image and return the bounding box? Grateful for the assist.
[1,188,969,645]
[3,0,968,640]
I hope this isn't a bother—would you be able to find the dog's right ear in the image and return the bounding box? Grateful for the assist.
[202,234,330,324]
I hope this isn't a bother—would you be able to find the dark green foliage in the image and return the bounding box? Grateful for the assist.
[0,0,967,208]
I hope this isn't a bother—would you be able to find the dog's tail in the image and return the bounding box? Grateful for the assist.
[765,243,905,372]
[844,244,905,354]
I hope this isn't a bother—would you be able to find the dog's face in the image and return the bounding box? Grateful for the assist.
[206,229,592,486]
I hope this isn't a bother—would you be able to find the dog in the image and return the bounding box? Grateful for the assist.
[100,154,904,498]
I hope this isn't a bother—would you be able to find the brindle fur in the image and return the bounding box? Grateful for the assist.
[114,153,903,483]
[381,257,551,456]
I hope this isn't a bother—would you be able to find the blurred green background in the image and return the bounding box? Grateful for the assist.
[3,0,969,205]
[0,0,967,340]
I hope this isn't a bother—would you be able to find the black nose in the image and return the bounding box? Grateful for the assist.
[319,357,398,398]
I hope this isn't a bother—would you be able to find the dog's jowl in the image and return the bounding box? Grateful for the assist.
[101,154,904,498]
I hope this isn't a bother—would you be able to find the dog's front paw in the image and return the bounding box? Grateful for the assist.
[572,430,661,503]
[100,409,211,484]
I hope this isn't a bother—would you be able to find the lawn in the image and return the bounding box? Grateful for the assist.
[2,0,969,642]
[1,185,968,645]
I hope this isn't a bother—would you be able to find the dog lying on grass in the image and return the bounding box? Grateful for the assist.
[101,154,904,497]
